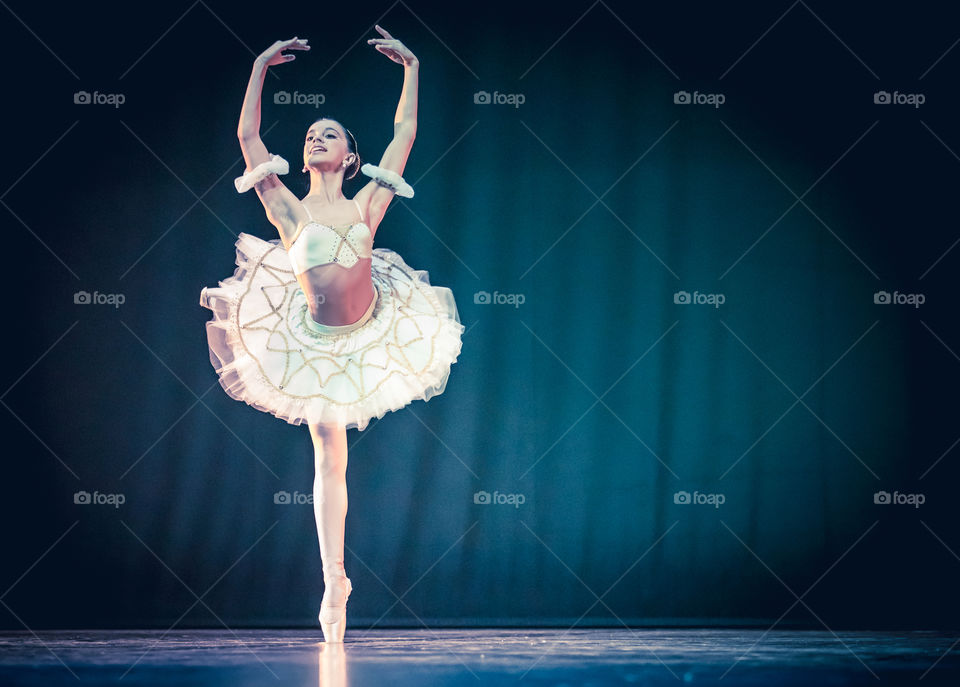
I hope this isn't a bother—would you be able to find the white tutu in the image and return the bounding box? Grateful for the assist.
[199,232,465,431]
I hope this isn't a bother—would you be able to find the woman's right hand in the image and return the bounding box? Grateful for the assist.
[256,37,310,67]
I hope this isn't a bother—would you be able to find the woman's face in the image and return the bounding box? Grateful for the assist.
[304,120,353,170]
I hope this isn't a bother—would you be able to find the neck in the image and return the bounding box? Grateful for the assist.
[306,168,347,204]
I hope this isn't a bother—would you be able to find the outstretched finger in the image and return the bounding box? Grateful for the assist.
[374,24,393,38]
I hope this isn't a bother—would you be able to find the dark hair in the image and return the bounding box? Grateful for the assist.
[305,117,361,192]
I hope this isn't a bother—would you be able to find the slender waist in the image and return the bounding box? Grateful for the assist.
[302,284,379,336]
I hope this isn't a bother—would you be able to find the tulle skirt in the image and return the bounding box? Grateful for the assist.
[199,233,465,431]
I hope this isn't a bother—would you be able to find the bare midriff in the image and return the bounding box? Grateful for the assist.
[296,258,376,326]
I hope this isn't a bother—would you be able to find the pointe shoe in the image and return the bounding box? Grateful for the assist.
[319,574,352,642]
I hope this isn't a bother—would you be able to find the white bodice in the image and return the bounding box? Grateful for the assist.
[288,221,373,273]
[287,198,372,274]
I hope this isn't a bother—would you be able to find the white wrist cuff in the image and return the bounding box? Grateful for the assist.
[360,163,414,198]
[234,154,289,193]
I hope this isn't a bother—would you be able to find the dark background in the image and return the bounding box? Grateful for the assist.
[1,0,958,629]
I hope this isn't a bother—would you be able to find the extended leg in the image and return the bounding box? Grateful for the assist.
[309,421,352,640]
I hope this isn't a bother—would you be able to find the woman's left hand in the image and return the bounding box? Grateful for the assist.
[367,25,418,66]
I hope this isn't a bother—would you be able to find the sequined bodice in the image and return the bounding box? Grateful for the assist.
[287,198,372,274]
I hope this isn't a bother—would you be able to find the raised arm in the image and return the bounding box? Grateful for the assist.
[356,26,419,233]
[383,27,418,159]
[237,38,310,246]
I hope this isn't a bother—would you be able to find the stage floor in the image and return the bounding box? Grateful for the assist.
[0,628,957,685]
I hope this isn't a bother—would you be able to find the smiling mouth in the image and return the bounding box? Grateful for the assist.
[311,147,327,153]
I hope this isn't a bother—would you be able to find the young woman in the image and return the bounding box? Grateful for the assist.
[199,26,465,642]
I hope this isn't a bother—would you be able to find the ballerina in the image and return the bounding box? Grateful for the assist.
[199,26,465,642]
